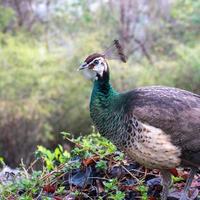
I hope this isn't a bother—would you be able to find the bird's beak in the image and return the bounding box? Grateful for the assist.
[78,62,88,71]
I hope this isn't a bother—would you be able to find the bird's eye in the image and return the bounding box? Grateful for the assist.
[93,60,99,65]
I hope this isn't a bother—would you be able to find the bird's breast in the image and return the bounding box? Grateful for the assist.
[123,123,182,169]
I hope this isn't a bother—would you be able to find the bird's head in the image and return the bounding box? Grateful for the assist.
[78,40,127,80]
[79,53,108,79]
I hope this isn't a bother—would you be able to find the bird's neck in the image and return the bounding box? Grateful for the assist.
[90,70,118,107]
[90,71,123,139]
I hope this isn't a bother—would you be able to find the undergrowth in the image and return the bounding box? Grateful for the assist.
[0,131,156,200]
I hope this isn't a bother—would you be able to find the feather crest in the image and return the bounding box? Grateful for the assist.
[103,40,127,63]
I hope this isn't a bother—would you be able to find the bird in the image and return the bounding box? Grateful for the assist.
[78,40,200,200]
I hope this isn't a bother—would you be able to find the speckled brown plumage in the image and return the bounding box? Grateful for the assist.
[122,86,200,167]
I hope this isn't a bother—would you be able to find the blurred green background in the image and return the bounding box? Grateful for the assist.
[0,0,199,167]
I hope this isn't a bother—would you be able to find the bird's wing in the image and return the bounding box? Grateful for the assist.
[121,86,200,165]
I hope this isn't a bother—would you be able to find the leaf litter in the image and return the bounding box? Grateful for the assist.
[0,132,200,200]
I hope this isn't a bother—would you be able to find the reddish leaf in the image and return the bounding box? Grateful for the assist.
[82,155,100,166]
[43,184,56,193]
[169,168,178,177]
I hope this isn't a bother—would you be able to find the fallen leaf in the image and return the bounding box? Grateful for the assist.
[82,156,100,166]
[43,184,56,193]
[169,168,179,177]
[69,166,92,188]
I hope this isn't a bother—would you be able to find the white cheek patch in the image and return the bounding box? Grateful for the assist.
[92,58,107,77]
[93,64,104,77]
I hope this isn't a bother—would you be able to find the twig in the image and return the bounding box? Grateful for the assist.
[27,159,39,172]
[121,165,142,184]
[21,159,29,179]
[35,188,43,200]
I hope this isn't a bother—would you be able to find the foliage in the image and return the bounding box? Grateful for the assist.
[96,160,107,170]
[0,170,43,199]
[109,191,126,200]
[172,0,200,25]
[103,178,118,192]
[0,132,147,199]
[0,32,94,165]
[172,175,184,183]
[35,145,70,170]
[103,179,125,200]
[0,6,15,32]
[70,132,117,158]
[137,185,148,200]
[0,157,5,166]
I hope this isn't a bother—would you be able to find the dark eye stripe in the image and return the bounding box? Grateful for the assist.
[88,64,94,69]
[87,58,100,66]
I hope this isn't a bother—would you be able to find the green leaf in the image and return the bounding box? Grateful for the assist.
[61,132,71,138]
[108,191,125,200]
[0,157,5,165]
[103,179,118,192]
[95,160,107,170]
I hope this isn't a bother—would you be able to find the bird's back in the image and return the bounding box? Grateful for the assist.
[122,86,200,167]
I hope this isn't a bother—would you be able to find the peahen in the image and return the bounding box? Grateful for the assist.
[78,40,200,200]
